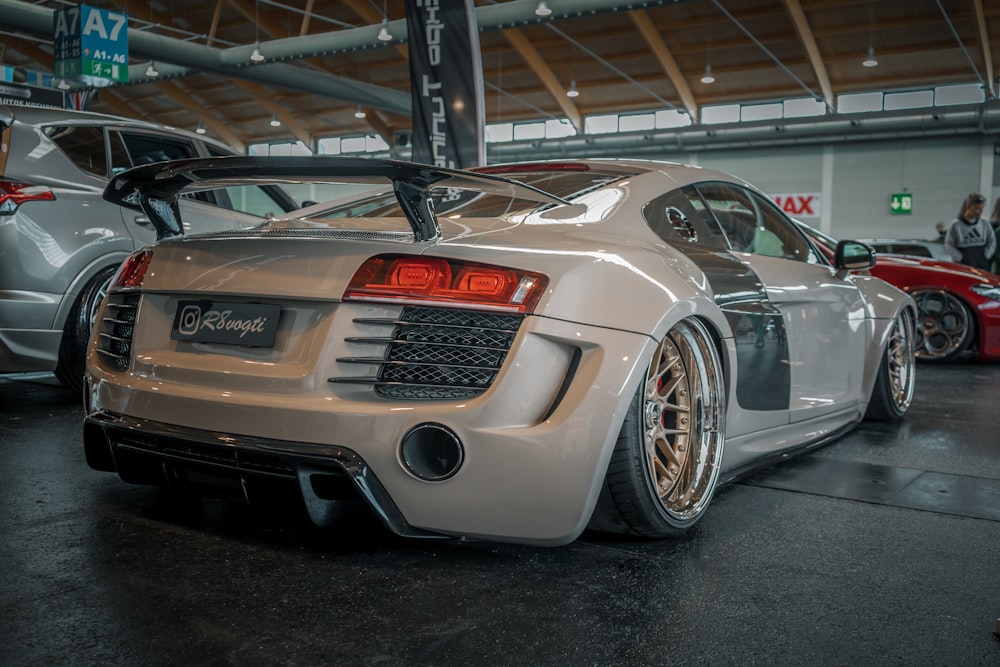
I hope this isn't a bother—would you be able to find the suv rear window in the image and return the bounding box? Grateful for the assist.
[118,131,197,167]
[46,125,107,177]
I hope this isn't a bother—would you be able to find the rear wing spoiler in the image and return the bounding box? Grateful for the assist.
[103,156,570,242]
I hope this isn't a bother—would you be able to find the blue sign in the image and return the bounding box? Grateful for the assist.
[53,5,129,85]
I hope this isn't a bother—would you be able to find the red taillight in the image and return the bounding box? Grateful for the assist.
[0,180,56,214]
[344,255,548,313]
[110,249,153,291]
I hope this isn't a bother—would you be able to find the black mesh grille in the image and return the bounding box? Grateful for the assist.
[96,293,140,372]
[331,306,525,400]
[385,342,507,367]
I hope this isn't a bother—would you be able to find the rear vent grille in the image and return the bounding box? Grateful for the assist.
[330,306,524,400]
[95,292,140,372]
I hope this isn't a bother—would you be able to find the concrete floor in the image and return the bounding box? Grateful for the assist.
[2,363,999,666]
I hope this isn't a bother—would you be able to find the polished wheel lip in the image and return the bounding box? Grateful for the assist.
[913,289,971,360]
[642,320,724,522]
[887,309,917,411]
[87,275,113,331]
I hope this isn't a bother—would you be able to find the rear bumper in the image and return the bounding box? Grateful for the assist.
[0,291,62,372]
[84,314,657,545]
[0,328,61,372]
[84,410,447,539]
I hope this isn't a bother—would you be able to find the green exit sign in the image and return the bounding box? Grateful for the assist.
[890,193,913,215]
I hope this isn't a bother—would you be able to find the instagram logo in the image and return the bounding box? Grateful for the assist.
[177,304,202,336]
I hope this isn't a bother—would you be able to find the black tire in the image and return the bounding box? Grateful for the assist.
[865,308,917,421]
[54,266,117,396]
[912,290,974,362]
[588,318,726,537]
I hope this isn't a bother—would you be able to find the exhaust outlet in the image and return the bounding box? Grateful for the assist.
[400,423,464,481]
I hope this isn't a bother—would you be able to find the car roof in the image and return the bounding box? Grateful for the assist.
[3,103,165,128]
[0,103,233,151]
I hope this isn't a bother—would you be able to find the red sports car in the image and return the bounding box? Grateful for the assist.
[802,224,1000,362]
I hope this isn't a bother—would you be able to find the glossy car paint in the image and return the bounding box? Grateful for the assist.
[803,221,1000,361]
[868,256,1000,361]
[0,105,296,376]
[84,158,915,545]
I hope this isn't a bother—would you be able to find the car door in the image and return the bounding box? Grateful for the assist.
[695,181,869,424]
[643,185,790,435]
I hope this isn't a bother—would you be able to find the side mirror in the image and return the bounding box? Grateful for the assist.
[834,240,875,278]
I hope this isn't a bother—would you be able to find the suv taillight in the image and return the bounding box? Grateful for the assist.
[0,180,56,215]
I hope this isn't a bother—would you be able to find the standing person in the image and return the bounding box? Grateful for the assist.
[943,192,996,270]
[991,198,1000,274]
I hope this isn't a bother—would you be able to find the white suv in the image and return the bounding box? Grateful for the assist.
[0,104,300,393]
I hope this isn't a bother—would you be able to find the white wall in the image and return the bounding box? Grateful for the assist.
[644,134,998,242]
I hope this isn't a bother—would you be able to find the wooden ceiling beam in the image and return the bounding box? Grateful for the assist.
[971,0,995,97]
[153,80,246,151]
[232,80,312,147]
[782,0,833,109]
[94,89,140,119]
[502,29,582,131]
[206,0,226,47]
[226,0,288,40]
[628,9,698,122]
[299,0,316,36]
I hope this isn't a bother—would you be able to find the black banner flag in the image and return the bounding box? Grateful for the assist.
[405,0,485,168]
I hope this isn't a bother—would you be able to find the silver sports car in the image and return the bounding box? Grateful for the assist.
[83,157,917,546]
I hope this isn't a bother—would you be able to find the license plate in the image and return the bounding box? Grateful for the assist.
[171,300,281,347]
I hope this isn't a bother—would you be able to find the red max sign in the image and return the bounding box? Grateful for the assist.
[771,193,820,218]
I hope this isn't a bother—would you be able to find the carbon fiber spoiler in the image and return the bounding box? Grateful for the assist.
[103,156,570,242]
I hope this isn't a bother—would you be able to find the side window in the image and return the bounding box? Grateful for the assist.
[745,190,814,262]
[220,185,285,219]
[107,131,131,177]
[695,182,813,262]
[119,131,197,165]
[117,131,226,206]
[46,125,108,177]
[204,144,294,217]
[642,186,729,250]
[890,244,933,258]
[693,182,758,252]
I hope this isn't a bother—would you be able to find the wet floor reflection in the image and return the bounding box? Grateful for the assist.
[2,366,999,665]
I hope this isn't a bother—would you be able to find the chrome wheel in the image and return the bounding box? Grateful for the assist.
[885,309,916,412]
[86,273,114,332]
[642,320,725,523]
[864,308,917,421]
[55,266,118,395]
[589,318,727,536]
[913,290,973,361]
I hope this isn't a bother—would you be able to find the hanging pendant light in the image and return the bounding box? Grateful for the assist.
[566,80,579,98]
[377,21,393,42]
[701,64,715,84]
[862,46,878,67]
